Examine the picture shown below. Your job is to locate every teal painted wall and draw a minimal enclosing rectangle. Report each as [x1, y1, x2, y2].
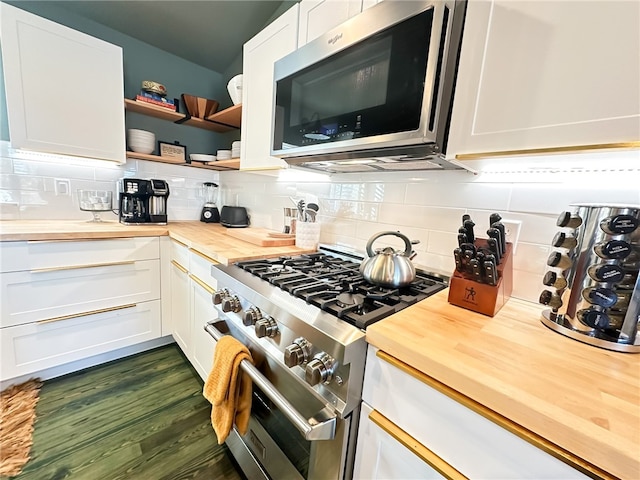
[0, 1, 240, 154]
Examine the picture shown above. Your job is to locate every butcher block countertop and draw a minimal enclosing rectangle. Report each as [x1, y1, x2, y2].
[367, 290, 640, 479]
[0, 220, 314, 263]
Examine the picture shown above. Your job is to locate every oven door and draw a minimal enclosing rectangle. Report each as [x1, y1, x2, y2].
[205, 320, 356, 480]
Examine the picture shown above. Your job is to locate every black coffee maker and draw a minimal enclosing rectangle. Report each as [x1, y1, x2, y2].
[119, 178, 170, 225]
[200, 182, 220, 223]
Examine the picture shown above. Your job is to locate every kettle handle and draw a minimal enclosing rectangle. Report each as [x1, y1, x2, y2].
[365, 231, 413, 258]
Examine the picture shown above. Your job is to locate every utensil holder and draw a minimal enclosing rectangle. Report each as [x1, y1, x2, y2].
[448, 240, 513, 317]
[295, 222, 320, 250]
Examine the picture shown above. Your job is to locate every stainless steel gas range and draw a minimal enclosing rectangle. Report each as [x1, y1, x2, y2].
[205, 245, 447, 480]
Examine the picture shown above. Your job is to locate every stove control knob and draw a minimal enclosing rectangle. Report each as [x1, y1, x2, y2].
[284, 337, 312, 367]
[221, 295, 242, 313]
[255, 316, 278, 338]
[212, 289, 229, 305]
[243, 307, 262, 326]
[305, 353, 336, 386]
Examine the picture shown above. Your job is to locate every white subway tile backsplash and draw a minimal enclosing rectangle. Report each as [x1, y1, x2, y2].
[2, 139, 637, 303]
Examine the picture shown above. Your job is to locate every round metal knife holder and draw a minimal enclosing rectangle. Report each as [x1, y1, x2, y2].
[540, 204, 640, 353]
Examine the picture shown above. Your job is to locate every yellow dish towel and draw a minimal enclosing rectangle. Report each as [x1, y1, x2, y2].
[203, 335, 254, 444]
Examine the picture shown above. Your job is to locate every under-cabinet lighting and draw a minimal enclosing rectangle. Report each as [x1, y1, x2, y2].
[7, 146, 120, 168]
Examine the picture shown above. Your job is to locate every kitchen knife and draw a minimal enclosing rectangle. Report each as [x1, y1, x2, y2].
[462, 248, 475, 274]
[489, 213, 502, 225]
[491, 221, 507, 254]
[470, 258, 483, 283]
[484, 259, 498, 286]
[487, 228, 503, 259]
[459, 242, 477, 256]
[458, 232, 468, 247]
[463, 219, 476, 244]
[453, 248, 464, 272]
[486, 237, 501, 263]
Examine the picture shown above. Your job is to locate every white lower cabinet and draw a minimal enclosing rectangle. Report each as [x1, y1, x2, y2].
[0, 301, 160, 380]
[170, 241, 191, 357]
[356, 346, 588, 479]
[190, 274, 217, 382]
[0, 237, 163, 382]
[354, 402, 446, 480]
[168, 240, 218, 380]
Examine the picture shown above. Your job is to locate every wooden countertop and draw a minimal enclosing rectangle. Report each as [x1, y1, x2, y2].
[367, 290, 640, 479]
[0, 220, 315, 264]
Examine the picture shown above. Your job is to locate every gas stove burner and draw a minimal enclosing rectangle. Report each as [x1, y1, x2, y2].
[233, 248, 447, 329]
[336, 292, 366, 309]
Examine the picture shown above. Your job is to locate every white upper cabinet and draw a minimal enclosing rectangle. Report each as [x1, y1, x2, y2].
[447, 0, 640, 159]
[1, 3, 125, 163]
[240, 4, 299, 171]
[297, 0, 364, 47]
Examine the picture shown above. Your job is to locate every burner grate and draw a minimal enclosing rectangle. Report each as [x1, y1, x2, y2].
[235, 252, 446, 328]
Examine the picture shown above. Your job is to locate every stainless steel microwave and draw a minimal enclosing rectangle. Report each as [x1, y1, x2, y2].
[271, 0, 470, 174]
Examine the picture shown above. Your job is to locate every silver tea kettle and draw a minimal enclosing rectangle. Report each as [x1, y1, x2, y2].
[360, 231, 417, 288]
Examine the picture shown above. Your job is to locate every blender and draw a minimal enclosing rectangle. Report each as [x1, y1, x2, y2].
[200, 182, 220, 223]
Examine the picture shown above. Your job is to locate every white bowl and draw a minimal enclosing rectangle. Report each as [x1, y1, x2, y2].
[227, 74, 243, 105]
[190, 154, 217, 162]
[127, 129, 155, 139]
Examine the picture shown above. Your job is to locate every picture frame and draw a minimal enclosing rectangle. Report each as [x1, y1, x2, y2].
[158, 141, 187, 161]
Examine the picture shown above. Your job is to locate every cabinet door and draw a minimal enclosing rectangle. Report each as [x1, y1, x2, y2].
[447, 0, 640, 159]
[170, 259, 191, 358]
[354, 402, 447, 480]
[0, 3, 125, 163]
[298, 0, 363, 47]
[190, 276, 218, 382]
[240, 3, 299, 171]
[1, 300, 161, 381]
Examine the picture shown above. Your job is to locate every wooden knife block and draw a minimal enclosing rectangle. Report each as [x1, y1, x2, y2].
[448, 240, 513, 317]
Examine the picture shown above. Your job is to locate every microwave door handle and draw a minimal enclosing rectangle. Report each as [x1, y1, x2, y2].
[204, 321, 337, 441]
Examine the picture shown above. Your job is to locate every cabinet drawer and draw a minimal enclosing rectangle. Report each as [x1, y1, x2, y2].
[0, 237, 159, 273]
[1, 259, 160, 328]
[1, 300, 161, 380]
[354, 402, 448, 480]
[189, 248, 219, 291]
[363, 347, 587, 479]
[170, 238, 189, 270]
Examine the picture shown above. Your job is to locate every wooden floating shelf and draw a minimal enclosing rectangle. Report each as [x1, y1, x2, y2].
[125, 151, 240, 171]
[124, 99, 241, 132]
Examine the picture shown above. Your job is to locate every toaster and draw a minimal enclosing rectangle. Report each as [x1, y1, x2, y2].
[220, 206, 250, 228]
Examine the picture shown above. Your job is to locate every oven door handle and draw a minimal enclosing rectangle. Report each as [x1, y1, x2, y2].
[204, 321, 337, 441]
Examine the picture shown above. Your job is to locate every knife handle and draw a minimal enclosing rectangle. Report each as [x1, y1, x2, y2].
[484, 260, 498, 286]
[463, 219, 476, 243]
[491, 221, 507, 253]
[453, 248, 464, 272]
[487, 228, 503, 259]
[486, 237, 501, 264]
[458, 233, 468, 247]
[470, 258, 483, 283]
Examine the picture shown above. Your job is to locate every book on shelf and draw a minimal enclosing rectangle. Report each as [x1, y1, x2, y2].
[134, 94, 177, 111]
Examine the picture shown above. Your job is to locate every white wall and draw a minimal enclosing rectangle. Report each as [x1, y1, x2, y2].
[219, 151, 640, 303]
[0, 141, 219, 222]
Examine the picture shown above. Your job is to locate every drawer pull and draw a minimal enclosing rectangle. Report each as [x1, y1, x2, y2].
[171, 260, 188, 273]
[189, 274, 215, 294]
[191, 248, 220, 264]
[368, 409, 467, 480]
[170, 237, 189, 248]
[37, 304, 137, 324]
[31, 260, 135, 273]
[375, 350, 611, 479]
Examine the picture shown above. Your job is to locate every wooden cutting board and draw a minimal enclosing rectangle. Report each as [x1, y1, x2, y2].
[225, 227, 295, 246]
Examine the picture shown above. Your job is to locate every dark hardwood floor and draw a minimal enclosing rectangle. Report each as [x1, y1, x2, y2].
[4, 344, 244, 480]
